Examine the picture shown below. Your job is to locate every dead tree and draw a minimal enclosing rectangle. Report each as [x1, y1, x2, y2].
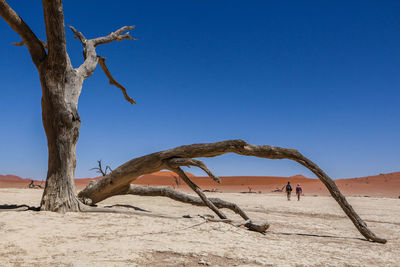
[272, 187, 284, 192]
[0, 0, 135, 212]
[0, 1, 386, 243]
[28, 180, 43, 189]
[91, 160, 112, 177]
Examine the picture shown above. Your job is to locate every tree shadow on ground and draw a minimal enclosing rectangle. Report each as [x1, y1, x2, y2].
[269, 230, 366, 242]
[0, 204, 40, 211]
[103, 204, 149, 212]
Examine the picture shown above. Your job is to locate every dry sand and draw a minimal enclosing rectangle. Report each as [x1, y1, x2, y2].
[0, 188, 399, 266]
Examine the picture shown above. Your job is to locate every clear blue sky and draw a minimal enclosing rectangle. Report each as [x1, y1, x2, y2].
[0, 0, 399, 180]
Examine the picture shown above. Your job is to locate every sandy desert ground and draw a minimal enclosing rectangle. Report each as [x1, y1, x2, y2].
[0, 188, 399, 266]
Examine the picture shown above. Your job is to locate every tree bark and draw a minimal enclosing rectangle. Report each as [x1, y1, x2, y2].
[1, 1, 135, 212]
[39, 66, 83, 212]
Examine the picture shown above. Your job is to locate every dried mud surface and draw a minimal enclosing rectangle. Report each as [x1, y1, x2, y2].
[0, 189, 399, 266]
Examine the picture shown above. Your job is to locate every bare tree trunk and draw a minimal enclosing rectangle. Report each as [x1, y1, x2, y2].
[39, 67, 83, 212]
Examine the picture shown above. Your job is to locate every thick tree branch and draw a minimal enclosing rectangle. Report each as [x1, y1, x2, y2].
[168, 165, 227, 220]
[78, 139, 387, 243]
[129, 185, 269, 232]
[165, 159, 268, 232]
[0, 0, 47, 67]
[42, 0, 67, 72]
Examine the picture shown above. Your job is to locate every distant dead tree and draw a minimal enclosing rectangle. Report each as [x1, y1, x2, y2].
[203, 188, 221, 193]
[272, 186, 285, 192]
[90, 160, 112, 177]
[0, 0, 386, 243]
[28, 180, 43, 189]
[240, 187, 256, 194]
[171, 174, 181, 189]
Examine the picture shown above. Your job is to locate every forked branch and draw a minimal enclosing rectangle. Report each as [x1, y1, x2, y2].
[143, 158, 267, 232]
[79, 139, 387, 243]
[90, 160, 112, 176]
[69, 25, 135, 104]
[168, 165, 227, 220]
[92, 26, 136, 46]
[167, 158, 220, 183]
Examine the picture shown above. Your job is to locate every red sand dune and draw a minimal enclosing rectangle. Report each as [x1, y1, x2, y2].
[0, 174, 43, 188]
[1, 171, 399, 198]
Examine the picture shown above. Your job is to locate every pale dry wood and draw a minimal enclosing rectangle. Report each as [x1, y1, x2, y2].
[69, 25, 135, 104]
[127, 185, 250, 220]
[166, 158, 257, 225]
[168, 166, 228, 220]
[127, 185, 269, 232]
[168, 158, 220, 183]
[79, 139, 387, 243]
[92, 26, 136, 46]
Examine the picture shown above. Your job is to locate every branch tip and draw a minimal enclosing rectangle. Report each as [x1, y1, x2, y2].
[98, 56, 136, 105]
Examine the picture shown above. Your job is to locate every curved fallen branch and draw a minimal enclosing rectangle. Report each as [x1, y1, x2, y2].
[78, 139, 387, 243]
[127, 185, 250, 220]
[127, 184, 268, 233]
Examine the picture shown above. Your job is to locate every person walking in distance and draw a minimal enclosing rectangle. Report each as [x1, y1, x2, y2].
[285, 181, 292, 201]
[296, 184, 303, 201]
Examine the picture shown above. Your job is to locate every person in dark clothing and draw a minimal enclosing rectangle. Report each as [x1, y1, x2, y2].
[296, 184, 303, 201]
[285, 181, 292, 201]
